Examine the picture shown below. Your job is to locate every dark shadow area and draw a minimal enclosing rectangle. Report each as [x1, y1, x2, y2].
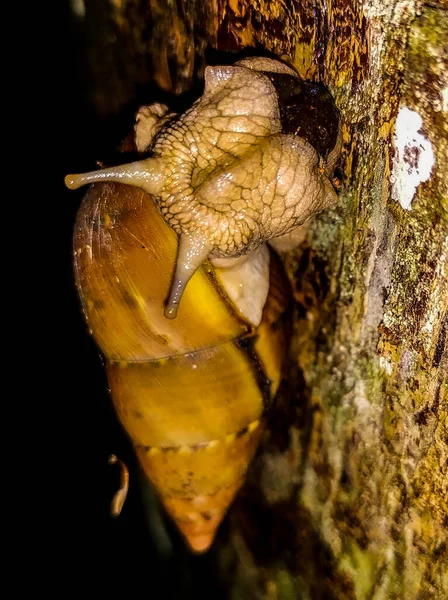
[35, 2, 233, 597]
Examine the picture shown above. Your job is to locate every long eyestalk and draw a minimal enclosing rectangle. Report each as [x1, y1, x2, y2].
[165, 235, 213, 319]
[64, 158, 165, 196]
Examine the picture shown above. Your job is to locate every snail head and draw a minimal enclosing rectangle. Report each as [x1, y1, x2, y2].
[66, 63, 339, 318]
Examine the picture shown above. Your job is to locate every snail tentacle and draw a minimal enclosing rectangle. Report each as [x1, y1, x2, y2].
[164, 234, 213, 319]
[135, 103, 177, 152]
[65, 157, 165, 196]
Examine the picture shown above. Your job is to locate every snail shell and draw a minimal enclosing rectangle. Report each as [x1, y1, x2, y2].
[68, 56, 341, 552]
[74, 180, 290, 553]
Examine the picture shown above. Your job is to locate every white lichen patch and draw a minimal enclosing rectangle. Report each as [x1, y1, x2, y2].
[398, 349, 417, 380]
[379, 356, 394, 376]
[391, 107, 435, 210]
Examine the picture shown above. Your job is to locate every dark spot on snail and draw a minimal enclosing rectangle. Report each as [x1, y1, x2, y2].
[261, 72, 340, 160]
[236, 425, 249, 439]
[93, 299, 106, 310]
[122, 291, 138, 307]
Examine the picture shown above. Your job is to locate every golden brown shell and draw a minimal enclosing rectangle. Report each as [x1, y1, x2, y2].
[73, 181, 290, 552]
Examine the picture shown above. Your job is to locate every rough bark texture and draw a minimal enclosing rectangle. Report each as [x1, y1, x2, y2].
[67, 1, 447, 598]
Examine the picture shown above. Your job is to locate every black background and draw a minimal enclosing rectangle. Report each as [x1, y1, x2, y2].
[26, 2, 232, 596]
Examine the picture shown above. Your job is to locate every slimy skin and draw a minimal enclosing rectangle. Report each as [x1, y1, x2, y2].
[66, 57, 341, 321]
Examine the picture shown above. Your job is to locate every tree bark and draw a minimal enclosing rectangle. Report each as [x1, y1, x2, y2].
[66, 1, 447, 598]
[219, 4, 447, 598]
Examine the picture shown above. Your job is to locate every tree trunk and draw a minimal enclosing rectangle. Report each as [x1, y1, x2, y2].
[63, 1, 447, 598]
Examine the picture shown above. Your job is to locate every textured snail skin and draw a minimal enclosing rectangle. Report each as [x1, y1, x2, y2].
[66, 56, 341, 319]
[68, 56, 341, 553]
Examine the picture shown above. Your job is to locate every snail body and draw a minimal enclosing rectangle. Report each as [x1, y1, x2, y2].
[68, 56, 341, 552]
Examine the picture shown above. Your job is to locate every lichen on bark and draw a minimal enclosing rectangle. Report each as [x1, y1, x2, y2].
[216, 2, 447, 598]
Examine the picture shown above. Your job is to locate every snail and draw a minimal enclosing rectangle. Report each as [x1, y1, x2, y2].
[66, 56, 341, 553]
